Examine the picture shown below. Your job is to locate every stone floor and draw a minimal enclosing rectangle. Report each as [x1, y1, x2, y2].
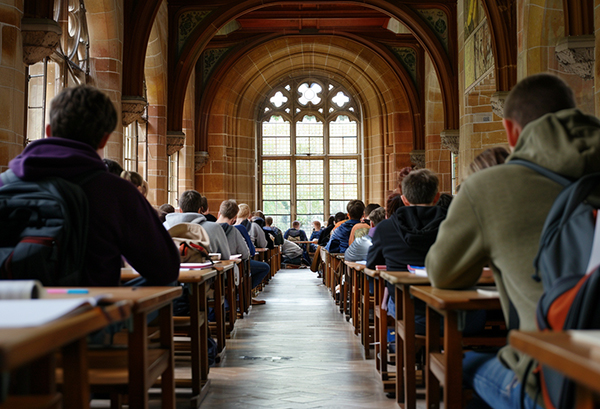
[92, 268, 428, 408]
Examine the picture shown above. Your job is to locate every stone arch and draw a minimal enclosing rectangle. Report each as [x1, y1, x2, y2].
[195, 36, 413, 207]
[169, 0, 457, 135]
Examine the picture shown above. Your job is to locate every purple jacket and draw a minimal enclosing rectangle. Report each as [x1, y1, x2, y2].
[3, 137, 180, 286]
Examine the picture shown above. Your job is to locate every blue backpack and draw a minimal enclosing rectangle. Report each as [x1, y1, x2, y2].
[512, 159, 600, 409]
[0, 170, 99, 286]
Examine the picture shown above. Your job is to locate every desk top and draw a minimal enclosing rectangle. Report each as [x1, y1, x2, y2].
[363, 268, 381, 278]
[177, 268, 217, 283]
[46, 287, 182, 314]
[255, 248, 268, 253]
[380, 270, 430, 285]
[510, 331, 600, 395]
[0, 302, 131, 371]
[344, 261, 366, 271]
[410, 286, 501, 311]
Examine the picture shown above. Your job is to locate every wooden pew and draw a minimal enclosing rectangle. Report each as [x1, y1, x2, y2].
[344, 261, 365, 335]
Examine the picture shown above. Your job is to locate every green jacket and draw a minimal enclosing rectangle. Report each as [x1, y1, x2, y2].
[425, 108, 600, 402]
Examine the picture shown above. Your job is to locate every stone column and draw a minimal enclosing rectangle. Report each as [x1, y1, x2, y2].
[0, 3, 25, 170]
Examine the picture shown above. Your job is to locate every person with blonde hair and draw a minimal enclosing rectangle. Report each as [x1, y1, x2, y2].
[236, 203, 268, 248]
[120, 170, 148, 198]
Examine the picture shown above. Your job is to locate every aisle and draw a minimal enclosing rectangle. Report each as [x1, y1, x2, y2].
[200, 268, 400, 409]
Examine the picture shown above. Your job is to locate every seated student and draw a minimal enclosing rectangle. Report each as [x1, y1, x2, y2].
[103, 158, 123, 176]
[309, 220, 323, 242]
[236, 203, 268, 249]
[121, 170, 148, 198]
[199, 195, 217, 222]
[349, 203, 381, 245]
[264, 216, 284, 245]
[385, 192, 403, 218]
[317, 215, 337, 246]
[284, 220, 308, 242]
[0, 85, 180, 286]
[164, 190, 231, 260]
[217, 200, 269, 305]
[281, 239, 304, 265]
[367, 169, 486, 334]
[345, 207, 386, 262]
[252, 216, 275, 249]
[325, 200, 365, 253]
[425, 74, 599, 409]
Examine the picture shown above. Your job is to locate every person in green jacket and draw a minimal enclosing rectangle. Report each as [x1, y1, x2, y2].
[425, 73, 600, 409]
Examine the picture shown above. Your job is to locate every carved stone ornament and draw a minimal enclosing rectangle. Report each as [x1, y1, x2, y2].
[440, 129, 460, 154]
[490, 91, 510, 118]
[195, 151, 210, 173]
[167, 131, 186, 156]
[121, 96, 147, 126]
[410, 150, 425, 168]
[555, 35, 595, 80]
[21, 18, 62, 65]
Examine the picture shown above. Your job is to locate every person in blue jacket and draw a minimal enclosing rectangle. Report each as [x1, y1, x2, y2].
[325, 200, 365, 253]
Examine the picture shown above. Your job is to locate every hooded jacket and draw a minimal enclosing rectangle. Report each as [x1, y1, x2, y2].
[366, 206, 447, 271]
[1, 137, 180, 286]
[325, 219, 361, 253]
[426, 108, 600, 402]
[163, 212, 231, 260]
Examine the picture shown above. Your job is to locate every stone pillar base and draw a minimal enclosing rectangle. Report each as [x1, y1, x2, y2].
[555, 35, 595, 80]
[195, 151, 210, 173]
[167, 131, 186, 156]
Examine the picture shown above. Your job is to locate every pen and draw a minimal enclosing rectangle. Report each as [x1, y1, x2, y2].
[46, 289, 90, 294]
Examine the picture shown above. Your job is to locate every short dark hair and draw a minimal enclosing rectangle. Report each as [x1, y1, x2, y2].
[159, 203, 175, 214]
[327, 215, 335, 226]
[179, 190, 202, 213]
[103, 159, 123, 175]
[255, 210, 265, 219]
[334, 212, 347, 223]
[386, 193, 403, 218]
[436, 193, 453, 210]
[265, 216, 273, 226]
[219, 199, 239, 219]
[292, 220, 300, 228]
[199, 195, 209, 213]
[347, 200, 365, 220]
[504, 73, 576, 128]
[364, 203, 381, 217]
[49, 85, 117, 149]
[402, 169, 439, 205]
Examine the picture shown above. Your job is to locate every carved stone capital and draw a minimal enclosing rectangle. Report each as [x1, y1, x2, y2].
[440, 129, 460, 154]
[195, 151, 210, 173]
[121, 96, 147, 126]
[167, 131, 186, 156]
[21, 18, 62, 65]
[490, 91, 510, 118]
[410, 149, 425, 168]
[555, 35, 595, 80]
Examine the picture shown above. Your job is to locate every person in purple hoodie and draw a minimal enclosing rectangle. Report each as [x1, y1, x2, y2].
[1, 85, 180, 286]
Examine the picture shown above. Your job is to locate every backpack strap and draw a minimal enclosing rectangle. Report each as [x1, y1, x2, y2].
[509, 159, 572, 187]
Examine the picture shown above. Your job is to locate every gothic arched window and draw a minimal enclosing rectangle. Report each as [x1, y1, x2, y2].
[259, 78, 361, 233]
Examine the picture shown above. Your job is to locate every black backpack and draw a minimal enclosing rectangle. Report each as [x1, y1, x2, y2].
[0, 169, 99, 286]
[512, 159, 600, 409]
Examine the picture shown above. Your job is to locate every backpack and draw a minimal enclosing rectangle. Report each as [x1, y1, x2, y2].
[0, 169, 99, 286]
[168, 223, 211, 263]
[512, 159, 600, 409]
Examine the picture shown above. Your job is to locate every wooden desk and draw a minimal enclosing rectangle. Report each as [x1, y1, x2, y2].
[379, 271, 430, 407]
[510, 330, 600, 406]
[49, 286, 182, 409]
[211, 261, 234, 352]
[410, 286, 503, 409]
[176, 268, 217, 407]
[362, 268, 380, 361]
[0, 301, 130, 408]
[344, 261, 365, 336]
